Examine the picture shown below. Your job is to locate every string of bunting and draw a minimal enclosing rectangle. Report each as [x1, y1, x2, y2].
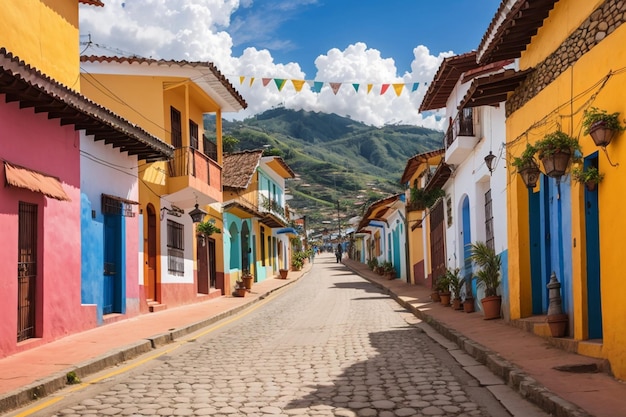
[233, 76, 429, 96]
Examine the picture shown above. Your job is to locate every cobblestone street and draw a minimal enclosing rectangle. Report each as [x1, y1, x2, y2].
[16, 254, 548, 417]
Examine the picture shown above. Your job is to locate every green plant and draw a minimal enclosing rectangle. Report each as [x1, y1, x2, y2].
[381, 261, 394, 273]
[66, 371, 80, 385]
[571, 166, 604, 185]
[469, 242, 501, 297]
[196, 220, 221, 236]
[511, 143, 537, 170]
[446, 267, 464, 300]
[535, 131, 581, 159]
[291, 250, 307, 270]
[582, 107, 626, 135]
[436, 273, 451, 293]
[367, 258, 379, 270]
[409, 187, 445, 210]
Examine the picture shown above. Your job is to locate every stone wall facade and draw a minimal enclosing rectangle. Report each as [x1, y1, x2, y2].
[506, 0, 626, 116]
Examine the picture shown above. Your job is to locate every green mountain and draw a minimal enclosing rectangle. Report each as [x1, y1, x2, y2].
[209, 108, 442, 234]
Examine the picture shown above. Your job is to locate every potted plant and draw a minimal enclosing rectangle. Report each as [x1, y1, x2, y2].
[196, 220, 221, 237]
[233, 280, 247, 297]
[534, 131, 581, 178]
[470, 241, 502, 320]
[241, 270, 253, 289]
[446, 268, 464, 310]
[436, 273, 451, 306]
[582, 106, 625, 147]
[571, 166, 604, 191]
[291, 251, 305, 271]
[511, 144, 541, 188]
[381, 261, 395, 280]
[278, 268, 289, 279]
[430, 276, 441, 302]
[367, 258, 379, 271]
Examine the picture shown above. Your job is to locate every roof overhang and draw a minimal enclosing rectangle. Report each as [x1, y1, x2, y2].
[400, 148, 445, 184]
[262, 156, 296, 179]
[81, 56, 247, 112]
[276, 227, 298, 236]
[357, 194, 403, 230]
[477, 0, 558, 65]
[0, 49, 173, 162]
[459, 68, 533, 109]
[260, 212, 287, 228]
[424, 162, 452, 192]
[223, 198, 260, 219]
[419, 52, 479, 112]
[79, 0, 104, 5]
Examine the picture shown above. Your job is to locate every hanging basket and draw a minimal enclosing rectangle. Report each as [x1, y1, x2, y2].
[518, 161, 541, 188]
[588, 121, 616, 147]
[540, 150, 572, 178]
[585, 181, 598, 192]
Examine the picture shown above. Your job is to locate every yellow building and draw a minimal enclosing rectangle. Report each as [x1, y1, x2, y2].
[400, 149, 444, 286]
[80, 56, 247, 309]
[479, 0, 626, 377]
[2, 0, 103, 88]
[222, 150, 296, 292]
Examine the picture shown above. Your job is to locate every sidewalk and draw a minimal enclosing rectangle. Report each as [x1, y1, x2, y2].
[1, 256, 624, 417]
[342, 257, 626, 417]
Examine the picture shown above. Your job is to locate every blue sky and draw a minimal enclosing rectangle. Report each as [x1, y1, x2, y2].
[229, 0, 501, 77]
[80, 0, 503, 128]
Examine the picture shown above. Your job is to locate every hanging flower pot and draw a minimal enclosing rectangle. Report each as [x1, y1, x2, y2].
[571, 166, 603, 192]
[535, 131, 580, 179]
[512, 144, 540, 188]
[540, 150, 572, 178]
[582, 107, 625, 147]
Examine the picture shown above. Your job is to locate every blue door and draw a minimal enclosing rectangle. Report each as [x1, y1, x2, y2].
[584, 154, 602, 339]
[103, 214, 122, 315]
[392, 225, 401, 278]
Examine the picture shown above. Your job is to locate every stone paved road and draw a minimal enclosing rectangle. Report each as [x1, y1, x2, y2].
[12, 254, 549, 417]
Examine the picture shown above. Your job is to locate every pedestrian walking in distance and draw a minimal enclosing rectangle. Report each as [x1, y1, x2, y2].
[336, 243, 343, 263]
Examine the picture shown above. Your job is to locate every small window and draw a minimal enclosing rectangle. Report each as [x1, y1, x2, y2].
[170, 107, 182, 148]
[189, 120, 199, 149]
[167, 220, 184, 275]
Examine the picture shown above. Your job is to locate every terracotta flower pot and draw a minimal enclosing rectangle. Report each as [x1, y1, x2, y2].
[452, 298, 463, 310]
[234, 287, 247, 297]
[589, 121, 616, 147]
[431, 291, 441, 302]
[481, 295, 502, 320]
[279, 269, 289, 279]
[440, 292, 451, 306]
[242, 275, 253, 289]
[464, 298, 475, 313]
[540, 151, 572, 178]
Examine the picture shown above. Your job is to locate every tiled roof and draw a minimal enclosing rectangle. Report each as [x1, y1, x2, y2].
[419, 52, 479, 112]
[223, 150, 264, 190]
[81, 55, 247, 112]
[477, 0, 558, 65]
[79, 0, 104, 5]
[357, 193, 403, 231]
[459, 68, 533, 109]
[400, 149, 445, 184]
[0, 48, 172, 162]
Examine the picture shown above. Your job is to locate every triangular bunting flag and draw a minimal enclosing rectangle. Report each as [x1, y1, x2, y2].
[249, 77, 255, 87]
[393, 83, 404, 97]
[291, 79, 306, 92]
[262, 78, 272, 87]
[367, 84, 373, 94]
[352, 84, 360, 93]
[412, 82, 419, 92]
[274, 78, 286, 91]
[239, 76, 245, 85]
[311, 81, 324, 93]
[380, 84, 390, 95]
[330, 82, 342, 95]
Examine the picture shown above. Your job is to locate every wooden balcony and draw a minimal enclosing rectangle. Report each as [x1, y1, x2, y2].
[444, 108, 478, 165]
[167, 147, 222, 206]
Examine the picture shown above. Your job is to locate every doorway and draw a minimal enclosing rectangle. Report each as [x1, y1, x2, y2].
[146, 204, 157, 302]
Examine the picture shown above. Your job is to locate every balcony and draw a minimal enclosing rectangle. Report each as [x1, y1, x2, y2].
[444, 108, 478, 165]
[166, 146, 222, 207]
[259, 195, 288, 228]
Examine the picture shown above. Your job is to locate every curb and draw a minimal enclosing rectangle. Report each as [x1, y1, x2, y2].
[347, 264, 594, 417]
[0, 272, 304, 413]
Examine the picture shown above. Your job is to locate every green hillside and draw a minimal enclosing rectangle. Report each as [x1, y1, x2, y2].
[207, 108, 442, 234]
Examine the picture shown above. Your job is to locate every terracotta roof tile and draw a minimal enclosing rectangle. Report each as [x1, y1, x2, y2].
[419, 52, 479, 112]
[223, 150, 264, 190]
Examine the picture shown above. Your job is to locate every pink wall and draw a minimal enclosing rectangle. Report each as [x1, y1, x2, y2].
[0, 101, 95, 357]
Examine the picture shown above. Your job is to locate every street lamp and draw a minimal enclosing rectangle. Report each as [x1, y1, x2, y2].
[189, 203, 207, 223]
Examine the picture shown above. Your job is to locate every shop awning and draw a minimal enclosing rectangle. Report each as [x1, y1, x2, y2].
[276, 227, 298, 235]
[4, 161, 71, 201]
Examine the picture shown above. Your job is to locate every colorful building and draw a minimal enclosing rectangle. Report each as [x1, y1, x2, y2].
[0, 0, 172, 357]
[480, 0, 626, 376]
[80, 56, 247, 309]
[222, 150, 297, 292]
[400, 149, 444, 286]
[418, 51, 525, 317]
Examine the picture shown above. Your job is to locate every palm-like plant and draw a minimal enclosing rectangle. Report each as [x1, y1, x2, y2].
[446, 267, 464, 300]
[469, 242, 501, 297]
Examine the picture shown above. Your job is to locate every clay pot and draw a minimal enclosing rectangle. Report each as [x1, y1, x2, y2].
[481, 295, 502, 320]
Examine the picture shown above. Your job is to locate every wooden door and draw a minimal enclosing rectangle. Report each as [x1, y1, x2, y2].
[429, 199, 446, 288]
[146, 204, 157, 301]
[17, 202, 37, 342]
[197, 235, 209, 294]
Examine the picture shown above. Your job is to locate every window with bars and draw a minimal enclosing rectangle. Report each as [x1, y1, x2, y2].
[189, 120, 199, 149]
[170, 107, 182, 148]
[167, 220, 184, 275]
[485, 189, 494, 251]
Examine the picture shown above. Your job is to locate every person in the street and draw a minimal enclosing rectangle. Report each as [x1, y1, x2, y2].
[335, 243, 343, 263]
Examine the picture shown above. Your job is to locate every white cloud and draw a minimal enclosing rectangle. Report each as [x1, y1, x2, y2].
[79, 0, 447, 130]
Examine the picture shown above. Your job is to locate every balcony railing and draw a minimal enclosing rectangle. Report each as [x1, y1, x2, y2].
[259, 195, 287, 222]
[445, 108, 474, 149]
[168, 146, 220, 188]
